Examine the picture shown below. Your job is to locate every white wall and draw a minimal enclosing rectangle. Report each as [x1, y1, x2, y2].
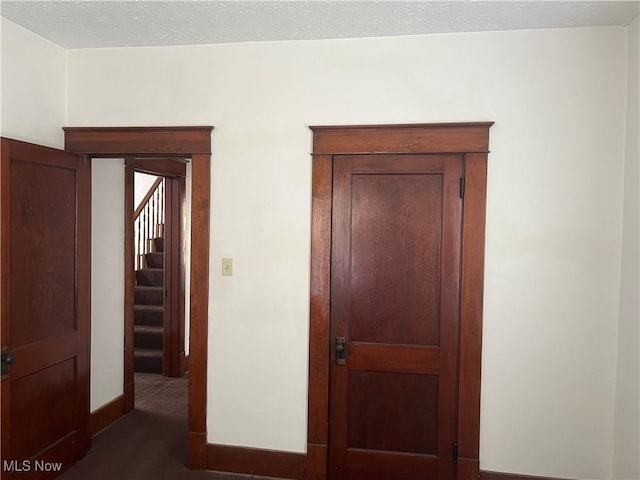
[66, 27, 628, 479]
[0, 21, 629, 478]
[0, 18, 66, 148]
[90, 159, 125, 412]
[134, 171, 159, 208]
[613, 15, 640, 479]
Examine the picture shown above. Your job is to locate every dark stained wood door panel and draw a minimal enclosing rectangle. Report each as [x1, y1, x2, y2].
[1, 138, 91, 478]
[328, 154, 463, 480]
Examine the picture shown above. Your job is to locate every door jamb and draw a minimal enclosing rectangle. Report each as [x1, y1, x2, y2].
[305, 123, 493, 479]
[63, 126, 212, 470]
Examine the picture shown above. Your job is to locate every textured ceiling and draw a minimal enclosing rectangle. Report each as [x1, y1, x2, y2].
[1, 1, 639, 49]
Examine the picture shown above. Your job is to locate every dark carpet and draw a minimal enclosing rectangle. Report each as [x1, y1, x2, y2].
[59, 373, 278, 480]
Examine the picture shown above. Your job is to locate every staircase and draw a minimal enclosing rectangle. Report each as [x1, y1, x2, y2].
[134, 235, 164, 373]
[133, 175, 166, 374]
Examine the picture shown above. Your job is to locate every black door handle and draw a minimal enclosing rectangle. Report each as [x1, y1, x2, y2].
[335, 337, 346, 366]
[1, 348, 16, 376]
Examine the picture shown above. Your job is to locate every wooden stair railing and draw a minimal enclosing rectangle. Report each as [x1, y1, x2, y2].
[134, 177, 165, 270]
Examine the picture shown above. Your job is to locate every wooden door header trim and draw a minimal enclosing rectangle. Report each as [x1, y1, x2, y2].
[309, 122, 493, 155]
[64, 126, 214, 132]
[63, 126, 214, 156]
[126, 158, 188, 178]
[309, 122, 494, 130]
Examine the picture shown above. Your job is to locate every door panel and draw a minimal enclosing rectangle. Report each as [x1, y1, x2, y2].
[9, 159, 77, 346]
[1, 138, 90, 478]
[347, 371, 439, 454]
[349, 174, 442, 345]
[346, 449, 437, 480]
[13, 359, 76, 459]
[328, 154, 463, 480]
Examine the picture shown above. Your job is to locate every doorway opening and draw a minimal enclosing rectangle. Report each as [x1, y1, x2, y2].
[132, 171, 167, 374]
[126, 158, 189, 394]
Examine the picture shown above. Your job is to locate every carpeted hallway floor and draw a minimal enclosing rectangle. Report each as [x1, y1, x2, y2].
[59, 373, 277, 480]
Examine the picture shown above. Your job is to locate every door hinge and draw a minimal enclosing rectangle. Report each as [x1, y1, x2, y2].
[453, 441, 458, 464]
[459, 178, 465, 198]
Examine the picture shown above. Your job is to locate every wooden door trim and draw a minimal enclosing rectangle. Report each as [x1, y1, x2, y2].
[306, 123, 492, 480]
[127, 157, 188, 177]
[0, 140, 8, 459]
[64, 126, 213, 470]
[164, 174, 187, 378]
[311, 122, 492, 154]
[64, 126, 213, 156]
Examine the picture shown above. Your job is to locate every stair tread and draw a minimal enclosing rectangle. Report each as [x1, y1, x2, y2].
[135, 267, 163, 287]
[134, 325, 163, 333]
[134, 348, 163, 358]
[134, 304, 163, 311]
[134, 284, 164, 306]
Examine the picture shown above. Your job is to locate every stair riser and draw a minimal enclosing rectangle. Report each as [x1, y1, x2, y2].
[134, 331, 163, 350]
[136, 269, 163, 287]
[134, 287, 164, 305]
[154, 237, 164, 253]
[145, 252, 164, 269]
[135, 309, 163, 327]
[134, 355, 162, 374]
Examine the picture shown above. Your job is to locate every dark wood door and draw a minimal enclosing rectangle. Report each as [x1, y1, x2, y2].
[1, 138, 91, 478]
[328, 154, 463, 480]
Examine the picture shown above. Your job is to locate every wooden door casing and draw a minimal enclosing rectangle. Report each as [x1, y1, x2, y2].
[306, 123, 493, 480]
[328, 154, 462, 479]
[63, 126, 213, 470]
[1, 138, 91, 478]
[163, 172, 187, 378]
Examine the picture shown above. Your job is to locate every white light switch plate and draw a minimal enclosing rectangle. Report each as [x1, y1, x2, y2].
[222, 257, 233, 276]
